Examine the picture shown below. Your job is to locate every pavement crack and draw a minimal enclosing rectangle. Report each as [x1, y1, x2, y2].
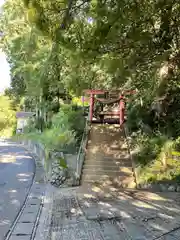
[152, 225, 180, 240]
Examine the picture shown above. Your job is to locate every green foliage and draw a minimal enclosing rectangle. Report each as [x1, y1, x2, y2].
[2, 0, 180, 97]
[132, 133, 167, 166]
[138, 157, 180, 184]
[23, 118, 37, 133]
[58, 156, 68, 169]
[21, 103, 85, 153]
[51, 104, 85, 144]
[1, 0, 180, 183]
[131, 131, 180, 184]
[0, 95, 17, 137]
[41, 127, 75, 151]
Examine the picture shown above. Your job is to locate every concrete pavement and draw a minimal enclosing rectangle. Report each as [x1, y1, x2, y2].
[0, 140, 35, 240]
[2, 139, 180, 240]
[35, 183, 180, 240]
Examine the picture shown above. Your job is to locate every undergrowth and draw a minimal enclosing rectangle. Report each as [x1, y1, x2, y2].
[132, 131, 180, 184]
[127, 89, 180, 185]
[18, 104, 85, 154]
[0, 95, 17, 138]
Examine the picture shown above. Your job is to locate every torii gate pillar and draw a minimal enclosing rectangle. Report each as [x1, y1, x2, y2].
[83, 90, 106, 122]
[89, 93, 94, 122]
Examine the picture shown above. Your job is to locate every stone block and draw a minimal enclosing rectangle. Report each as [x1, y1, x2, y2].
[23, 205, 39, 213]
[13, 222, 34, 235]
[168, 185, 176, 192]
[18, 212, 38, 223]
[28, 192, 42, 199]
[160, 184, 168, 192]
[9, 235, 31, 240]
[27, 197, 41, 206]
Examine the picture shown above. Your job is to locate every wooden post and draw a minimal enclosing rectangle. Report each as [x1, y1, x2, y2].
[119, 99, 122, 125]
[119, 98, 125, 125]
[82, 95, 85, 115]
[89, 93, 94, 122]
[82, 95, 84, 107]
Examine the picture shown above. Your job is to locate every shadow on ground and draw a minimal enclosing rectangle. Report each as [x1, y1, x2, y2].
[43, 182, 180, 240]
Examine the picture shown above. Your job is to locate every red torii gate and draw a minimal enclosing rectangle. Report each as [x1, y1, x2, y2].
[82, 89, 136, 125]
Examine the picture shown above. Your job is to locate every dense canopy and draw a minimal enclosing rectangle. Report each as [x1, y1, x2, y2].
[1, 0, 180, 184]
[0, 0, 180, 135]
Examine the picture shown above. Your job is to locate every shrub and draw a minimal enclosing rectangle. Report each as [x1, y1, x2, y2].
[20, 103, 85, 153]
[133, 133, 166, 165]
[52, 104, 85, 144]
[0, 95, 17, 137]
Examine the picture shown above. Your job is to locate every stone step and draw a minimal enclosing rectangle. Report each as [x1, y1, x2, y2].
[87, 144, 128, 152]
[87, 141, 128, 147]
[81, 174, 135, 188]
[84, 159, 132, 167]
[82, 169, 133, 178]
[85, 152, 130, 159]
[80, 124, 135, 188]
[85, 155, 130, 161]
[83, 165, 133, 173]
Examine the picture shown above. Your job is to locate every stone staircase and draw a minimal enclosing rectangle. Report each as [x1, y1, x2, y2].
[81, 124, 136, 188]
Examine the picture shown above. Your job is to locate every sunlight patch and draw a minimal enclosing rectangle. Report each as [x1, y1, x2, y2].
[132, 200, 157, 210]
[8, 189, 17, 194]
[0, 155, 16, 163]
[18, 178, 29, 182]
[17, 173, 32, 177]
[83, 194, 96, 199]
[0, 219, 10, 226]
[16, 155, 32, 159]
[91, 145, 99, 154]
[142, 192, 167, 201]
[92, 186, 102, 193]
[11, 199, 20, 206]
[119, 210, 131, 218]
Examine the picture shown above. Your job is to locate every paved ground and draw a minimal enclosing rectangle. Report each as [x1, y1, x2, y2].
[3, 139, 180, 240]
[0, 139, 35, 240]
[35, 183, 180, 240]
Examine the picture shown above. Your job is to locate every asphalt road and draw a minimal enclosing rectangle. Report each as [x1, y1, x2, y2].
[0, 140, 35, 240]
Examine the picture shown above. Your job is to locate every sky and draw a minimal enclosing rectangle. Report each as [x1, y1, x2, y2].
[0, 0, 10, 93]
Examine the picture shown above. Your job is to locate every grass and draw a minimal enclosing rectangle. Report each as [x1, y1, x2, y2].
[137, 156, 180, 184]
[0, 125, 17, 138]
[132, 132, 180, 185]
[0, 128, 14, 138]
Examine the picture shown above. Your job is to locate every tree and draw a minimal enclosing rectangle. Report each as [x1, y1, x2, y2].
[1, 0, 180, 136]
[0, 0, 72, 130]
[0, 95, 16, 137]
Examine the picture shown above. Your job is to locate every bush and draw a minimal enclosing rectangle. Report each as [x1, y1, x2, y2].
[23, 118, 37, 133]
[0, 95, 17, 137]
[133, 132, 167, 166]
[132, 131, 180, 184]
[20, 103, 85, 153]
[52, 104, 85, 144]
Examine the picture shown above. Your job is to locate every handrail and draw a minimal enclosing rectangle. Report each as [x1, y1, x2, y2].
[75, 112, 90, 182]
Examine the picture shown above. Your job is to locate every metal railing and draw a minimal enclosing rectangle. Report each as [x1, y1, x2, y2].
[75, 114, 90, 184]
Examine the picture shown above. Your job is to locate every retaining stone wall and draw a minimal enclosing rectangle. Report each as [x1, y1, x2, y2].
[20, 139, 78, 187]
